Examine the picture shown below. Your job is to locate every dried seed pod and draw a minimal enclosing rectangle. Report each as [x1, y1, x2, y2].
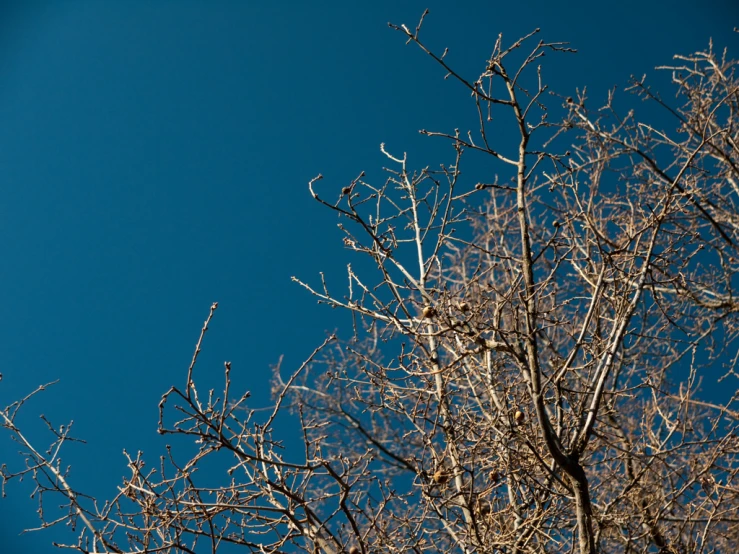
[433, 469, 450, 485]
[342, 186, 352, 195]
[422, 305, 436, 319]
[458, 301, 470, 312]
[348, 547, 360, 554]
[514, 410, 525, 424]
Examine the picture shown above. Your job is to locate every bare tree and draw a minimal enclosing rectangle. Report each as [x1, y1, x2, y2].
[3, 13, 739, 554]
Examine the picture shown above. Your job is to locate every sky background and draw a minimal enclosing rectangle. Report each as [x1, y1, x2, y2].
[0, 1, 736, 552]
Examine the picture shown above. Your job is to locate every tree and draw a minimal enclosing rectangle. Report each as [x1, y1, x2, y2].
[3, 12, 738, 554]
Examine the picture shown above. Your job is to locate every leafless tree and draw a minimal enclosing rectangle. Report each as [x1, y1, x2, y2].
[3, 12, 738, 554]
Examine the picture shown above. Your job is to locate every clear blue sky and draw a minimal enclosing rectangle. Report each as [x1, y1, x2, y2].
[0, 1, 736, 551]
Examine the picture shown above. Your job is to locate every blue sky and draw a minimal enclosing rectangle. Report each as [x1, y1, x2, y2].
[0, 1, 736, 551]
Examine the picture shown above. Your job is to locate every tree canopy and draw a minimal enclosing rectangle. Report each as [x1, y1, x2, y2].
[3, 13, 739, 554]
